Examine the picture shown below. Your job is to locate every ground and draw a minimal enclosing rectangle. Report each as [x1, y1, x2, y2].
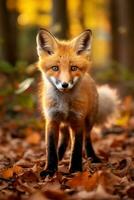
[0, 71, 134, 200]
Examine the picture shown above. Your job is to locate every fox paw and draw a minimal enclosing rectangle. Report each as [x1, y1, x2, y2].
[40, 169, 56, 178]
[91, 156, 101, 163]
[69, 165, 82, 173]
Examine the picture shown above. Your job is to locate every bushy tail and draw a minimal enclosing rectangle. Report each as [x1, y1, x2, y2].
[96, 85, 120, 124]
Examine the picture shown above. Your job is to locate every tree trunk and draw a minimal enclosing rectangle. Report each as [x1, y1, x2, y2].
[51, 0, 69, 39]
[0, 0, 18, 65]
[110, 0, 134, 71]
[127, 0, 134, 71]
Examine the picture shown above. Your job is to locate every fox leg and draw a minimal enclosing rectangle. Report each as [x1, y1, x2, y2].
[58, 125, 70, 161]
[69, 125, 83, 173]
[85, 119, 101, 163]
[40, 120, 59, 177]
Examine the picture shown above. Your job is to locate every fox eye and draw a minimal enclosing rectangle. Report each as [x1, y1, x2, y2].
[71, 66, 78, 71]
[51, 66, 59, 71]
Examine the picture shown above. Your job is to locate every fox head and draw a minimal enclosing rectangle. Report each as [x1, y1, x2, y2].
[36, 29, 92, 92]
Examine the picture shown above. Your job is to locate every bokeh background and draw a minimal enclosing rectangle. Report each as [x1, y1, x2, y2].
[0, 0, 134, 121]
[0, 2, 134, 198]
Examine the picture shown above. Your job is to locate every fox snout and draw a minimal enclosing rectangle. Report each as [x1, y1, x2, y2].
[50, 76, 79, 91]
[61, 82, 69, 89]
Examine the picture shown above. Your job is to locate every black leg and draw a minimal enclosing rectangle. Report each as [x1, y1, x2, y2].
[85, 135, 101, 163]
[69, 128, 83, 173]
[58, 126, 69, 161]
[85, 119, 101, 163]
[40, 121, 59, 177]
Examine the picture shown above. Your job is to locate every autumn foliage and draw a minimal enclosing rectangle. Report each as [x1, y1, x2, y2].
[0, 1, 134, 199]
[0, 94, 134, 200]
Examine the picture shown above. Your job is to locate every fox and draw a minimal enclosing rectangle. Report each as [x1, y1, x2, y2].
[36, 29, 118, 177]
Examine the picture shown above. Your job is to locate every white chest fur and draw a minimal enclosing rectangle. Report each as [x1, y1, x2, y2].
[44, 87, 84, 122]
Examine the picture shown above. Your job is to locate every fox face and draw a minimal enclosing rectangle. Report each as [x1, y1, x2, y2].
[36, 29, 92, 92]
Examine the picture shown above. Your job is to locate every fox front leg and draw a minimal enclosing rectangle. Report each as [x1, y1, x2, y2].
[40, 120, 59, 177]
[58, 125, 70, 161]
[69, 125, 83, 173]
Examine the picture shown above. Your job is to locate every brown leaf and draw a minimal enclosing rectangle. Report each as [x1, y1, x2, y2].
[13, 165, 23, 175]
[98, 170, 121, 193]
[110, 134, 127, 148]
[73, 184, 119, 200]
[2, 168, 13, 179]
[0, 181, 8, 190]
[19, 170, 38, 183]
[123, 96, 133, 113]
[15, 179, 35, 194]
[97, 149, 110, 161]
[68, 171, 98, 191]
[15, 159, 34, 168]
[44, 189, 69, 200]
[129, 168, 134, 181]
[126, 184, 134, 199]
[112, 158, 132, 177]
[26, 131, 41, 145]
[29, 192, 48, 200]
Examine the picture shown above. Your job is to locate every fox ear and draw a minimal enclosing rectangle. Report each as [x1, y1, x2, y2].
[72, 29, 92, 54]
[36, 28, 58, 56]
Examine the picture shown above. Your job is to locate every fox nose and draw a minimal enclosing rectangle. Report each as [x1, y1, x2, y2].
[62, 82, 68, 89]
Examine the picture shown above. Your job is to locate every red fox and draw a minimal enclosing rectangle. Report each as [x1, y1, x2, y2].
[36, 29, 118, 177]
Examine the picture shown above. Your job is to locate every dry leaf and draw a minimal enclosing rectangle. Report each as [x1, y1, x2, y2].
[2, 168, 13, 179]
[98, 170, 121, 193]
[74, 184, 119, 200]
[19, 170, 38, 183]
[13, 165, 23, 174]
[126, 184, 134, 199]
[29, 192, 48, 200]
[26, 131, 41, 145]
[68, 171, 99, 191]
[44, 189, 69, 200]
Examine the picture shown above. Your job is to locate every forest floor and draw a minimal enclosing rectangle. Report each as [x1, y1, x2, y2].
[0, 71, 134, 200]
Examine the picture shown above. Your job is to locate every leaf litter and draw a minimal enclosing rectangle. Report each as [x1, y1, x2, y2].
[0, 77, 134, 200]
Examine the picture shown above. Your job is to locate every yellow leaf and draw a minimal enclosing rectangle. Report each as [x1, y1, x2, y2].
[116, 114, 130, 126]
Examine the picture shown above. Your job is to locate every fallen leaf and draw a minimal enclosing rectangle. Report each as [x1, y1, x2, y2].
[13, 165, 23, 174]
[19, 170, 38, 183]
[74, 184, 119, 200]
[26, 131, 41, 145]
[1, 168, 13, 179]
[112, 158, 132, 177]
[126, 184, 134, 199]
[68, 171, 98, 191]
[98, 170, 121, 193]
[29, 191, 48, 200]
[44, 189, 69, 200]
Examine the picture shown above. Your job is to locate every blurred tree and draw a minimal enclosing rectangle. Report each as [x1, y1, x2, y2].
[51, 0, 69, 39]
[78, 0, 85, 30]
[0, 0, 18, 65]
[110, 0, 134, 71]
[127, 1, 134, 71]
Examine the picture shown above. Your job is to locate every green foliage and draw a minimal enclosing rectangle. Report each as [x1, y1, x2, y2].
[14, 94, 35, 109]
[0, 60, 29, 75]
[0, 86, 13, 96]
[0, 60, 36, 113]
[94, 61, 134, 84]
[0, 60, 14, 74]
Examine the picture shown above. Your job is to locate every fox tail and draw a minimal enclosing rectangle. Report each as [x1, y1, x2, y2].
[96, 85, 120, 124]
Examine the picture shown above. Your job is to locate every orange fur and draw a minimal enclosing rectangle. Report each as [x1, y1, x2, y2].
[36, 29, 116, 175]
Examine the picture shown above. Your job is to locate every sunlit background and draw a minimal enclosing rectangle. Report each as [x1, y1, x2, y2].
[0, 2, 134, 198]
[0, 0, 112, 66]
[0, 0, 134, 116]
